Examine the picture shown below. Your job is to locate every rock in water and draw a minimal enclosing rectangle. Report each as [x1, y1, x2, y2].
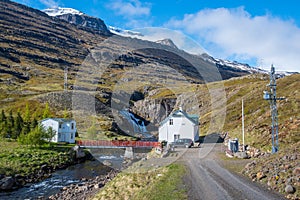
[72, 145, 86, 159]
[0, 176, 15, 190]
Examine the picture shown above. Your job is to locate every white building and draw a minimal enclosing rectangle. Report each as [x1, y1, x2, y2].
[40, 118, 76, 143]
[158, 108, 199, 143]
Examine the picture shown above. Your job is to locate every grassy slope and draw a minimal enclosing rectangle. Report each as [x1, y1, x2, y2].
[0, 141, 75, 177]
[92, 163, 187, 200]
[200, 73, 300, 151]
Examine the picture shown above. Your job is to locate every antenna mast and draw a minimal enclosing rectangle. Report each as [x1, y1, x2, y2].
[263, 65, 284, 153]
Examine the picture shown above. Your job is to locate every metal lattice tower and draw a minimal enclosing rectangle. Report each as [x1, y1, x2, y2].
[64, 67, 68, 91]
[263, 65, 284, 153]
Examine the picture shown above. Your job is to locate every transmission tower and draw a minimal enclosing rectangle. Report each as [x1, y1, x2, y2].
[263, 65, 284, 153]
[64, 67, 68, 91]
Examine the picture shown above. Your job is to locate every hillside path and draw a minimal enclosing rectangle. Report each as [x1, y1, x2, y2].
[180, 143, 286, 200]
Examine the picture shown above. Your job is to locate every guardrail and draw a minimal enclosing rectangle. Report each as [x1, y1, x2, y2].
[77, 140, 160, 148]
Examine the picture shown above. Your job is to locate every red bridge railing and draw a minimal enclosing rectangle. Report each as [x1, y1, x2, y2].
[77, 140, 160, 148]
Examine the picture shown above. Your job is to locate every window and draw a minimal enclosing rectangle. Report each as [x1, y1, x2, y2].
[174, 134, 180, 141]
[71, 133, 73, 139]
[169, 119, 173, 125]
[59, 124, 62, 129]
[58, 133, 61, 139]
[71, 123, 74, 130]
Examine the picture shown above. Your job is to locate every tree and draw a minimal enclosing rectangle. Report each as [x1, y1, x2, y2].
[27, 126, 45, 146]
[0, 110, 7, 138]
[63, 107, 69, 119]
[44, 126, 56, 143]
[22, 103, 31, 135]
[24, 103, 31, 123]
[6, 110, 14, 138]
[18, 126, 45, 147]
[0, 110, 6, 122]
[42, 102, 51, 119]
[13, 112, 23, 139]
[31, 118, 38, 129]
[87, 124, 97, 139]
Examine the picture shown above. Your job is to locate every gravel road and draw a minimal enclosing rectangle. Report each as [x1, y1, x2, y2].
[180, 143, 287, 200]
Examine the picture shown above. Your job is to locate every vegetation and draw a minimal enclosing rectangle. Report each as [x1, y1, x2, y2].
[0, 140, 75, 177]
[0, 103, 57, 146]
[93, 163, 187, 200]
[196, 74, 300, 151]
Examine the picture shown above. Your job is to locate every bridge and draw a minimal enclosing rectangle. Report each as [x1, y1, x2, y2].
[76, 140, 160, 149]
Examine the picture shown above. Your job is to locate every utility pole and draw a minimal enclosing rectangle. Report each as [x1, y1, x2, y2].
[64, 67, 68, 91]
[242, 98, 245, 152]
[263, 65, 284, 153]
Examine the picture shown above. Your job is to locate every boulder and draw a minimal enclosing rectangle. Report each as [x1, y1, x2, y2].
[72, 145, 86, 159]
[285, 185, 295, 194]
[256, 172, 266, 180]
[102, 160, 112, 166]
[0, 176, 15, 190]
[293, 167, 300, 175]
[234, 151, 248, 159]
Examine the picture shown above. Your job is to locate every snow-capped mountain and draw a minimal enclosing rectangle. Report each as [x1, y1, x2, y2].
[43, 7, 110, 35]
[155, 38, 178, 49]
[201, 53, 267, 74]
[42, 7, 296, 77]
[108, 26, 143, 37]
[43, 7, 84, 17]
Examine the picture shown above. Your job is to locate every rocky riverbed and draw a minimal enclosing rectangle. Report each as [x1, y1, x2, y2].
[0, 145, 93, 193]
[47, 148, 150, 200]
[48, 170, 118, 200]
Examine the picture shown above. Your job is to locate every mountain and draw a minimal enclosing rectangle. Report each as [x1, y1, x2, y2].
[41, 6, 285, 77]
[0, 0, 267, 137]
[155, 38, 178, 49]
[108, 26, 144, 37]
[43, 7, 111, 35]
[43, 7, 84, 16]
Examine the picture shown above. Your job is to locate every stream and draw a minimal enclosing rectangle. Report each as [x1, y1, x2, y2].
[0, 148, 127, 200]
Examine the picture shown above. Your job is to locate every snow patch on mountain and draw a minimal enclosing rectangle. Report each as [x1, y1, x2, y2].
[202, 54, 267, 74]
[109, 26, 143, 37]
[43, 7, 84, 17]
[155, 38, 178, 49]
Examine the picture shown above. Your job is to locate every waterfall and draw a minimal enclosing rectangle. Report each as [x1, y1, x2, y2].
[119, 110, 151, 138]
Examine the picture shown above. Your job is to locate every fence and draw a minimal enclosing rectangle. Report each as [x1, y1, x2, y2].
[77, 140, 160, 148]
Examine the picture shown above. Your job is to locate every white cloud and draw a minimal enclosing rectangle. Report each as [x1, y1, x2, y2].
[167, 7, 300, 72]
[107, 0, 151, 17]
[39, 0, 59, 8]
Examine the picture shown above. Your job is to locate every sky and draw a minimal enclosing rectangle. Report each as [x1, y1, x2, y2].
[12, 0, 300, 72]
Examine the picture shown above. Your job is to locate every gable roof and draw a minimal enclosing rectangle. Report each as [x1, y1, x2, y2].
[40, 118, 75, 123]
[159, 110, 199, 126]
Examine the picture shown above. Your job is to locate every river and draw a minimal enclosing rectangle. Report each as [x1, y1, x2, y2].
[0, 148, 127, 200]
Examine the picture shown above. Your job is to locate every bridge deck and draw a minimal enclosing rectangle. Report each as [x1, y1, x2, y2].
[77, 140, 160, 148]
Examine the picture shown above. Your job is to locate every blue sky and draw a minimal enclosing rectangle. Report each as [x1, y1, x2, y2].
[12, 0, 300, 72]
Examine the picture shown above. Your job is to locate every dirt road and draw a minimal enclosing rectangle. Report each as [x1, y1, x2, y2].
[180, 143, 286, 200]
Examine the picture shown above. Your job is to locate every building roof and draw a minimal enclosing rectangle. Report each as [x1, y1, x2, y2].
[159, 109, 199, 126]
[40, 118, 75, 123]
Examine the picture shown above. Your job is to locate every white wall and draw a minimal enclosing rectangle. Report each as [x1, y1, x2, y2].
[41, 119, 59, 142]
[159, 115, 198, 143]
[41, 119, 76, 143]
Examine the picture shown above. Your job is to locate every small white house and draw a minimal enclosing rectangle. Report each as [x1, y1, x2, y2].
[40, 118, 76, 143]
[158, 108, 199, 143]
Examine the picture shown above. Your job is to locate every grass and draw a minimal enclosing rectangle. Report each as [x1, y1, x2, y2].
[199, 74, 300, 151]
[92, 163, 187, 200]
[0, 140, 75, 177]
